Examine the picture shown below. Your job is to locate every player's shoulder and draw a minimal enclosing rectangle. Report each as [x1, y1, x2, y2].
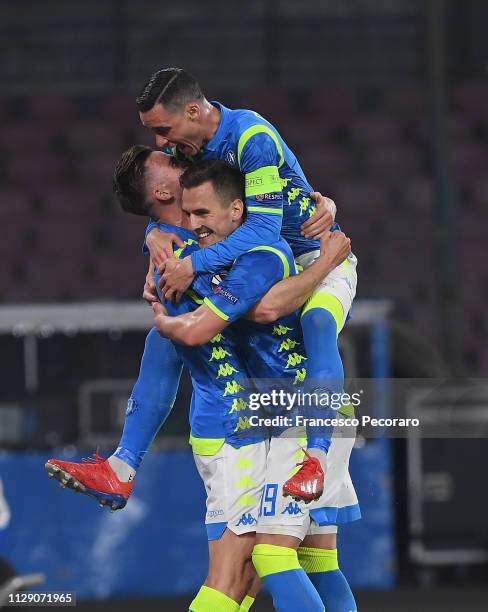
[236, 238, 295, 277]
[229, 107, 279, 138]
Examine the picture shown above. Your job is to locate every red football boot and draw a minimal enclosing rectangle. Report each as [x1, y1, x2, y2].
[45, 453, 134, 511]
[283, 449, 324, 504]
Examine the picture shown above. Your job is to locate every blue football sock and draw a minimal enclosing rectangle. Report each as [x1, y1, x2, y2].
[300, 303, 344, 453]
[252, 544, 324, 612]
[114, 327, 183, 470]
[298, 547, 357, 612]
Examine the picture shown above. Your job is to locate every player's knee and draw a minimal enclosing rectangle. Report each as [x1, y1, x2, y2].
[301, 306, 338, 337]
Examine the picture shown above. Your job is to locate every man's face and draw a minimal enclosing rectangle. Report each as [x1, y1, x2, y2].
[140, 103, 203, 158]
[144, 151, 186, 201]
[182, 182, 241, 247]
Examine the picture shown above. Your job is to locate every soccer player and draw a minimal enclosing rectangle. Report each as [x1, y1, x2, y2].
[138, 68, 358, 500]
[148, 159, 358, 612]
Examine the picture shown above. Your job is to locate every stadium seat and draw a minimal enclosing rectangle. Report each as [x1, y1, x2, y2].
[76, 154, 119, 187]
[98, 94, 138, 122]
[384, 85, 427, 118]
[401, 176, 435, 212]
[454, 80, 488, 120]
[413, 113, 474, 144]
[364, 144, 422, 181]
[450, 143, 488, 184]
[68, 123, 126, 154]
[0, 191, 34, 219]
[0, 123, 57, 154]
[25, 94, 80, 126]
[306, 86, 356, 119]
[350, 115, 404, 146]
[41, 188, 110, 218]
[6, 155, 68, 187]
[298, 145, 354, 187]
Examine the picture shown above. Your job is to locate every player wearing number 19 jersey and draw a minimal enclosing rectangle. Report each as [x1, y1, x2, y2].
[151, 160, 359, 612]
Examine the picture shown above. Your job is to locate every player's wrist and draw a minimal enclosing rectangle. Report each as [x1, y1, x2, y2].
[182, 255, 194, 274]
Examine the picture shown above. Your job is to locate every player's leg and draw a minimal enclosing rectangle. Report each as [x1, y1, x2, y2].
[110, 328, 182, 473]
[297, 423, 360, 610]
[191, 442, 266, 611]
[298, 532, 357, 612]
[190, 529, 255, 611]
[252, 434, 324, 612]
[252, 533, 324, 612]
[45, 328, 182, 509]
[284, 251, 358, 502]
[239, 571, 260, 611]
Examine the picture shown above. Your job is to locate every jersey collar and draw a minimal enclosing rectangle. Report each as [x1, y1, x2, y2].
[204, 101, 230, 152]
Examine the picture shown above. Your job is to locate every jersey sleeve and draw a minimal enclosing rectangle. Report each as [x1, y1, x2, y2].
[191, 127, 284, 274]
[142, 219, 159, 254]
[203, 248, 288, 323]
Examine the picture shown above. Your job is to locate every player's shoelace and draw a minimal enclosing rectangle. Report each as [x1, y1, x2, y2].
[293, 449, 321, 482]
[81, 452, 106, 465]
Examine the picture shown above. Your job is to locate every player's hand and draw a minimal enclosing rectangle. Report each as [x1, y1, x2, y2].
[320, 230, 350, 267]
[146, 229, 185, 269]
[143, 260, 158, 304]
[152, 301, 168, 335]
[301, 193, 336, 239]
[158, 255, 194, 302]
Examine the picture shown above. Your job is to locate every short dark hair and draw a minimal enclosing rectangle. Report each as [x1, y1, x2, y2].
[179, 160, 245, 206]
[113, 145, 153, 216]
[136, 68, 204, 113]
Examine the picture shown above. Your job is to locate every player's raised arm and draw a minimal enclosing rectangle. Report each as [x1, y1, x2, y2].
[191, 128, 284, 274]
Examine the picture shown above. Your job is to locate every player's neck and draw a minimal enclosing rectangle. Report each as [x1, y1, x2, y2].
[154, 197, 190, 230]
[202, 99, 221, 143]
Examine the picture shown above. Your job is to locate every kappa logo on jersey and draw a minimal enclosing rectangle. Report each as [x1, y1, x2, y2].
[226, 150, 237, 166]
[236, 512, 257, 527]
[281, 501, 304, 516]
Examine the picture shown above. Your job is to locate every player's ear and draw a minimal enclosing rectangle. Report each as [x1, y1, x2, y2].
[231, 198, 245, 222]
[154, 187, 173, 202]
[186, 102, 200, 122]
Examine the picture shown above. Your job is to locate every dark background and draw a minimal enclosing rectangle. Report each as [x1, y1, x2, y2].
[1, 1, 487, 610]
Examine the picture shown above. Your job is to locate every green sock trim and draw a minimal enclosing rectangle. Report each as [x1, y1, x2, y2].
[252, 544, 301, 578]
[239, 595, 255, 611]
[190, 585, 240, 612]
[297, 547, 339, 573]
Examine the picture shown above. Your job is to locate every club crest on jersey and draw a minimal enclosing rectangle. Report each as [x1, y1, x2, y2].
[226, 150, 237, 166]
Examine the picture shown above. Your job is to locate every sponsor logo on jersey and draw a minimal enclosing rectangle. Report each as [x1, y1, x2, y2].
[255, 192, 283, 201]
[226, 150, 237, 166]
[212, 285, 239, 304]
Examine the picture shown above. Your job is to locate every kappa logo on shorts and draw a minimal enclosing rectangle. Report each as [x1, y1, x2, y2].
[236, 512, 257, 527]
[281, 502, 304, 516]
